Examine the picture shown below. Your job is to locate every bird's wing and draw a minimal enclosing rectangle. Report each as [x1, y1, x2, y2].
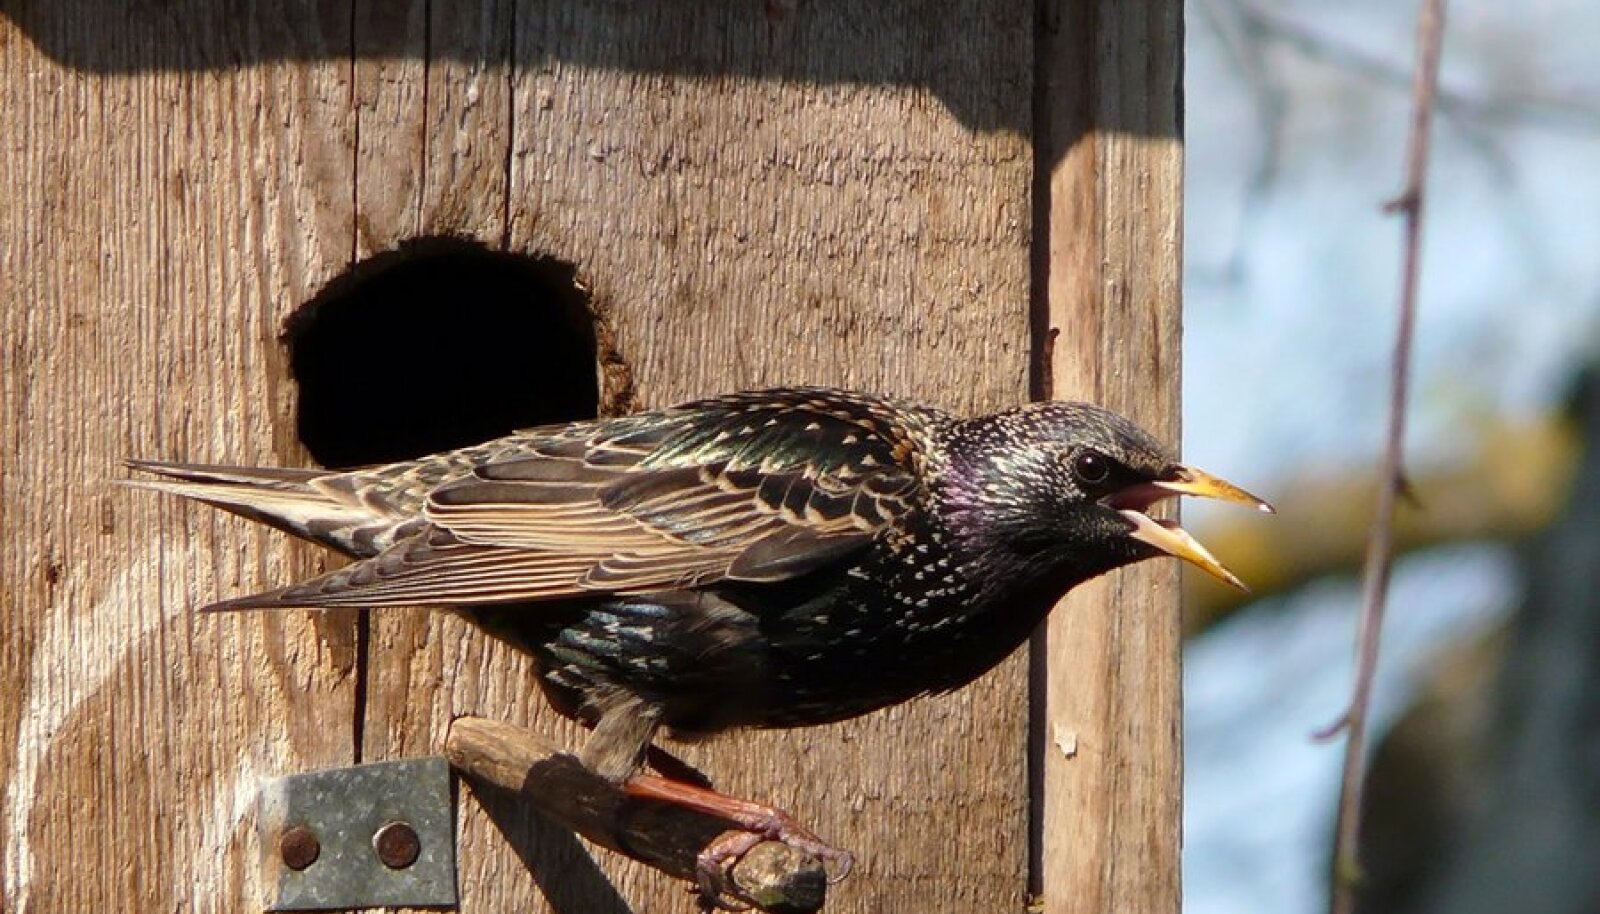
[207, 389, 934, 610]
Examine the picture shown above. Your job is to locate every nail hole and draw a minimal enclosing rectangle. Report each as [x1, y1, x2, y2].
[285, 238, 603, 469]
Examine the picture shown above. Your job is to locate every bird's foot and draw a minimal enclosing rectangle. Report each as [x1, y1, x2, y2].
[624, 773, 853, 909]
[691, 827, 851, 913]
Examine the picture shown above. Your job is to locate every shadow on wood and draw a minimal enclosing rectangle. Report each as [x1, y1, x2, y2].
[468, 779, 638, 914]
[0, 0, 1051, 137]
[445, 716, 829, 914]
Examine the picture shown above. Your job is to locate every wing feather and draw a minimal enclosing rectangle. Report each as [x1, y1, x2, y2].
[205, 532, 601, 610]
[212, 388, 942, 610]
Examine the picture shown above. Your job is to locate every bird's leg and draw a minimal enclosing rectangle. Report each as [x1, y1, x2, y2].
[624, 774, 854, 890]
[579, 697, 663, 781]
[581, 698, 847, 903]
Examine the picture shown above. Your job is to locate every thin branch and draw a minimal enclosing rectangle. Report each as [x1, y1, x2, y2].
[1228, 0, 1600, 133]
[1322, 3, 1447, 914]
[1188, 0, 1600, 289]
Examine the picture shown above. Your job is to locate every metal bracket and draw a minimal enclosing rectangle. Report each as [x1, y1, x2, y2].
[258, 757, 458, 911]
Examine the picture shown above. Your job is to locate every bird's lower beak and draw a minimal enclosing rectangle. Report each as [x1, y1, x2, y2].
[1111, 464, 1273, 591]
[1120, 510, 1249, 591]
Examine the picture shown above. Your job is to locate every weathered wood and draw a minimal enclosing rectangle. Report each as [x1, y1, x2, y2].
[445, 716, 827, 913]
[356, 4, 1036, 913]
[1, 1, 1184, 911]
[1034, 1, 1185, 912]
[342, 11, 534, 914]
[0, 6, 362, 913]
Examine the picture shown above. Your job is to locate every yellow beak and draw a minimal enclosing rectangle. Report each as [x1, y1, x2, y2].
[1150, 464, 1275, 513]
[1120, 464, 1273, 591]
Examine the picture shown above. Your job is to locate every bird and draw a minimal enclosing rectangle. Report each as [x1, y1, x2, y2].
[128, 386, 1269, 898]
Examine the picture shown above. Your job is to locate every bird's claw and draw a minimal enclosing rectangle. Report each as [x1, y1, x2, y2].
[692, 823, 855, 910]
[731, 811, 854, 882]
[823, 848, 855, 884]
[694, 831, 761, 911]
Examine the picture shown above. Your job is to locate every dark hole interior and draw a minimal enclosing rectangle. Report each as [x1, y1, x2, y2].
[285, 238, 599, 469]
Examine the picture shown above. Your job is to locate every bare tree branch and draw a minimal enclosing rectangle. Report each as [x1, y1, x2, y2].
[1322, 3, 1448, 914]
[1225, 0, 1600, 133]
[1188, 0, 1600, 288]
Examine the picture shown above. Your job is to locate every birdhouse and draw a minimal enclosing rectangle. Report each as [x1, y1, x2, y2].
[2, 2, 1182, 912]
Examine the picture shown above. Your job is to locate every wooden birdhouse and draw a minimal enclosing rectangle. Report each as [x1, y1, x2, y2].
[2, 1, 1182, 911]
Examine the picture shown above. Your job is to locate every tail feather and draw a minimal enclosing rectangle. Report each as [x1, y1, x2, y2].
[124, 459, 405, 558]
[124, 459, 326, 488]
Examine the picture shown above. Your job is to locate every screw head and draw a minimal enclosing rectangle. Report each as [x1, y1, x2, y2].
[279, 825, 320, 871]
[373, 820, 421, 869]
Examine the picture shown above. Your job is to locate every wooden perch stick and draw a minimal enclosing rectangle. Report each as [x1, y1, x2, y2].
[444, 716, 829, 913]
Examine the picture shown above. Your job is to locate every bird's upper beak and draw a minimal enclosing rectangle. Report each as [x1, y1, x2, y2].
[1105, 464, 1273, 591]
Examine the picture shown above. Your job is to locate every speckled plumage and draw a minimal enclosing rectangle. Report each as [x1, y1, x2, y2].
[130, 386, 1265, 781]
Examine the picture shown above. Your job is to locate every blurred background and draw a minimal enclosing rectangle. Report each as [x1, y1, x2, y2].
[1179, 0, 1600, 912]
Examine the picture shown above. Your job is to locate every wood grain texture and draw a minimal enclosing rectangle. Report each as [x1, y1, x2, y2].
[0, 5, 361, 913]
[0, 0, 1192, 911]
[352, 4, 1036, 913]
[1033, 1, 1185, 912]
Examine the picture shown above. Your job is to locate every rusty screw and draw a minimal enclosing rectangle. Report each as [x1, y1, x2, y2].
[373, 820, 421, 870]
[279, 825, 320, 871]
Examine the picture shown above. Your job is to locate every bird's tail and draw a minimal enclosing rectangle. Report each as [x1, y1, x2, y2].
[124, 459, 403, 559]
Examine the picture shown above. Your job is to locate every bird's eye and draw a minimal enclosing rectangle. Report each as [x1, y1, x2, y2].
[1072, 450, 1110, 486]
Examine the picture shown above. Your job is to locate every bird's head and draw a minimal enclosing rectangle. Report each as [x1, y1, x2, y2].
[935, 402, 1271, 594]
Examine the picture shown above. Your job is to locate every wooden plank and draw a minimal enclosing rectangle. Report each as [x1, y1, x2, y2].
[511, 6, 1033, 911]
[346, 3, 1036, 913]
[0, 5, 361, 913]
[3, 2, 1046, 911]
[338, 8, 538, 914]
[1033, 1, 1186, 912]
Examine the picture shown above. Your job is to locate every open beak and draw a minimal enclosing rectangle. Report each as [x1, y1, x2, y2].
[1148, 465, 1275, 513]
[1108, 464, 1273, 591]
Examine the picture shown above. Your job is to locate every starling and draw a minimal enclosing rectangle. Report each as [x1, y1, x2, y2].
[129, 386, 1269, 895]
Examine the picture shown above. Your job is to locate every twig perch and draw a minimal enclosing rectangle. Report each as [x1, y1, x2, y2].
[444, 716, 829, 913]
